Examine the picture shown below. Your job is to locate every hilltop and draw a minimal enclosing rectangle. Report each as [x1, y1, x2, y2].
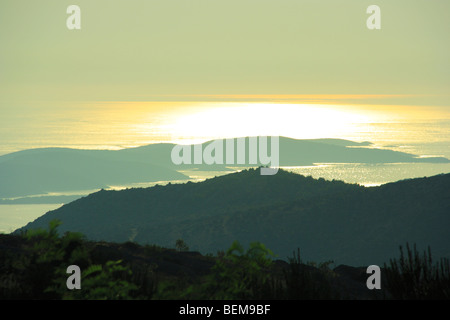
[16, 168, 450, 266]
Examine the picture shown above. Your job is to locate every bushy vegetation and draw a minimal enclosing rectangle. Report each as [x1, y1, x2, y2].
[0, 220, 139, 299]
[163, 241, 278, 299]
[384, 243, 450, 299]
[281, 249, 336, 299]
[1, 221, 449, 300]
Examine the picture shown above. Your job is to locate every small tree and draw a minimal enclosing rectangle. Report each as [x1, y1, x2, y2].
[201, 241, 275, 299]
[22, 220, 90, 299]
[175, 239, 189, 252]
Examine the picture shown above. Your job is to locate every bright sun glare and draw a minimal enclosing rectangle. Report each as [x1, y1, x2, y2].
[169, 103, 372, 143]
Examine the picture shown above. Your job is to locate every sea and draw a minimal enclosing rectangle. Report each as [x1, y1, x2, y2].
[1, 102, 449, 233]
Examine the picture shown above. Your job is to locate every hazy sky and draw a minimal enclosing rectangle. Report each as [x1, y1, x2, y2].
[0, 0, 449, 108]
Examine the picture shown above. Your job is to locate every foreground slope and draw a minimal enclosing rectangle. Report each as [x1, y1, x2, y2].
[16, 169, 450, 266]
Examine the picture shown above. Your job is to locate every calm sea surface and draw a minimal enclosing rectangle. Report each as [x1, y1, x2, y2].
[1, 103, 449, 233]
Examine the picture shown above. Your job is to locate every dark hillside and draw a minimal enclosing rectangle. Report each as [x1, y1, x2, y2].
[16, 169, 450, 266]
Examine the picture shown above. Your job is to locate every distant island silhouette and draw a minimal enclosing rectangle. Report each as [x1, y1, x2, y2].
[1, 136, 448, 199]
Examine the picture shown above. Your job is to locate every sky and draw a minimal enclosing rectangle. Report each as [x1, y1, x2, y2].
[0, 0, 449, 157]
[0, 0, 449, 107]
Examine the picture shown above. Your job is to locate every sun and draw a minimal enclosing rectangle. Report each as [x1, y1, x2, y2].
[169, 102, 372, 143]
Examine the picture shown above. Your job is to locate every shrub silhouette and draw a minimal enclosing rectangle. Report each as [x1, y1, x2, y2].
[384, 243, 450, 299]
[187, 241, 275, 299]
[61, 260, 138, 300]
[1, 220, 138, 299]
[3, 222, 449, 300]
[21, 220, 90, 299]
[282, 248, 336, 299]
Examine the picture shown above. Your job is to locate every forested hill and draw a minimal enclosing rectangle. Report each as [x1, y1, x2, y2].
[16, 169, 450, 266]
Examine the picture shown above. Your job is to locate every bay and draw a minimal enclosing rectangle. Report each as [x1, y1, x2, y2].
[0, 204, 63, 234]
